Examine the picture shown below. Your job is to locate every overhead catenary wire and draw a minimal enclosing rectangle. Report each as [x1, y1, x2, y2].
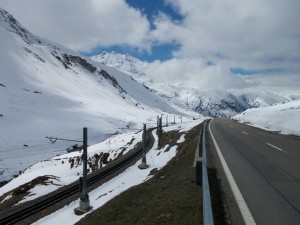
[0, 131, 111, 153]
[0, 149, 67, 160]
[0, 126, 152, 159]
[0, 142, 61, 153]
[45, 136, 83, 143]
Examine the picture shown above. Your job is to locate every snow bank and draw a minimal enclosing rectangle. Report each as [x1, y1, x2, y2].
[232, 100, 300, 136]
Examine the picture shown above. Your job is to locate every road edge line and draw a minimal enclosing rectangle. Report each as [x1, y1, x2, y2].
[208, 120, 256, 225]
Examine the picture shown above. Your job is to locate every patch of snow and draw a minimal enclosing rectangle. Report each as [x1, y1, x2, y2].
[177, 134, 186, 144]
[0, 193, 12, 203]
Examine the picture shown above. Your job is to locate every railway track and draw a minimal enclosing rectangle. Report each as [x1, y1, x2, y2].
[0, 128, 155, 225]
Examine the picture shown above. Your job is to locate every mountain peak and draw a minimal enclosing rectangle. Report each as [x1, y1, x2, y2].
[91, 51, 147, 77]
[0, 7, 41, 45]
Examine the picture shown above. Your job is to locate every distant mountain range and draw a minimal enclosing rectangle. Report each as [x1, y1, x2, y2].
[91, 51, 300, 117]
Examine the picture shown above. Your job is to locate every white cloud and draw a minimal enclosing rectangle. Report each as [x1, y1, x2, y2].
[164, 0, 299, 67]
[1, 0, 299, 89]
[144, 58, 247, 90]
[0, 0, 151, 51]
[146, 0, 300, 89]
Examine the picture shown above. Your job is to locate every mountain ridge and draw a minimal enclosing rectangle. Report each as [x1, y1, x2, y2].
[91, 51, 300, 117]
[0, 8, 185, 181]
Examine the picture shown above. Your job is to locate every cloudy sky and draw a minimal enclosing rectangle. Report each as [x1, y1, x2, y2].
[0, 0, 299, 89]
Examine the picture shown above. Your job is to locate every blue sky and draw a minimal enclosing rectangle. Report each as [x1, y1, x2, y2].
[230, 68, 283, 76]
[81, 0, 183, 62]
[81, 42, 181, 62]
[125, 0, 184, 26]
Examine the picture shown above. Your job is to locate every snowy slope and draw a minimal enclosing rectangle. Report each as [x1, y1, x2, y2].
[30, 120, 201, 225]
[0, 120, 202, 224]
[0, 8, 184, 182]
[0, 129, 144, 203]
[233, 100, 300, 136]
[91, 52, 300, 117]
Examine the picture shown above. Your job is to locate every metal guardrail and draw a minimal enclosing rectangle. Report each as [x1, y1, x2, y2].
[196, 120, 214, 225]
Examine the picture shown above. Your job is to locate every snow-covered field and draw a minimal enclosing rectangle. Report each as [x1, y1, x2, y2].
[233, 100, 300, 136]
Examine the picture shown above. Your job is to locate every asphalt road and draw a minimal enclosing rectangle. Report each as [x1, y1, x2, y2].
[208, 118, 300, 225]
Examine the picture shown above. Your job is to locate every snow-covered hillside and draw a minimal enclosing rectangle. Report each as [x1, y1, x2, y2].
[91, 52, 148, 81]
[0, 120, 202, 224]
[0, 8, 187, 182]
[233, 100, 300, 136]
[91, 52, 300, 117]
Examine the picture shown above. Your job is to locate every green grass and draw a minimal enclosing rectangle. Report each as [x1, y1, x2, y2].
[76, 124, 203, 225]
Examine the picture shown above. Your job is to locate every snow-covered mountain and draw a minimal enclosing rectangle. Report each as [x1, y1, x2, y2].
[91, 52, 300, 117]
[0, 8, 187, 182]
[91, 52, 148, 79]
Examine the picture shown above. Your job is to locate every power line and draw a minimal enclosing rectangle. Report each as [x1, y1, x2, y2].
[0, 149, 66, 160]
[45, 136, 83, 144]
[0, 142, 58, 153]
[0, 132, 111, 154]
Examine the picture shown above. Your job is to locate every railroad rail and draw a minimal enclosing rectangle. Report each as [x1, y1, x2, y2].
[0, 128, 155, 225]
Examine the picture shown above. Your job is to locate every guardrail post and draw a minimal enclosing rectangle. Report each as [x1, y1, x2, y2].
[196, 160, 202, 186]
[138, 124, 149, 169]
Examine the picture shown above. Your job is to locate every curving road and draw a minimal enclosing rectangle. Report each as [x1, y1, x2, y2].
[208, 118, 300, 225]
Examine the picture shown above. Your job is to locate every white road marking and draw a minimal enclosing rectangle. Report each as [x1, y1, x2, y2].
[266, 143, 288, 153]
[209, 121, 256, 225]
[242, 132, 248, 135]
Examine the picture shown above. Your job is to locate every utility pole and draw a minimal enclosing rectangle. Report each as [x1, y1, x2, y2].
[46, 129, 92, 215]
[138, 124, 149, 169]
[158, 117, 162, 149]
[74, 127, 92, 215]
[166, 115, 168, 127]
[174, 115, 176, 124]
[157, 115, 159, 133]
